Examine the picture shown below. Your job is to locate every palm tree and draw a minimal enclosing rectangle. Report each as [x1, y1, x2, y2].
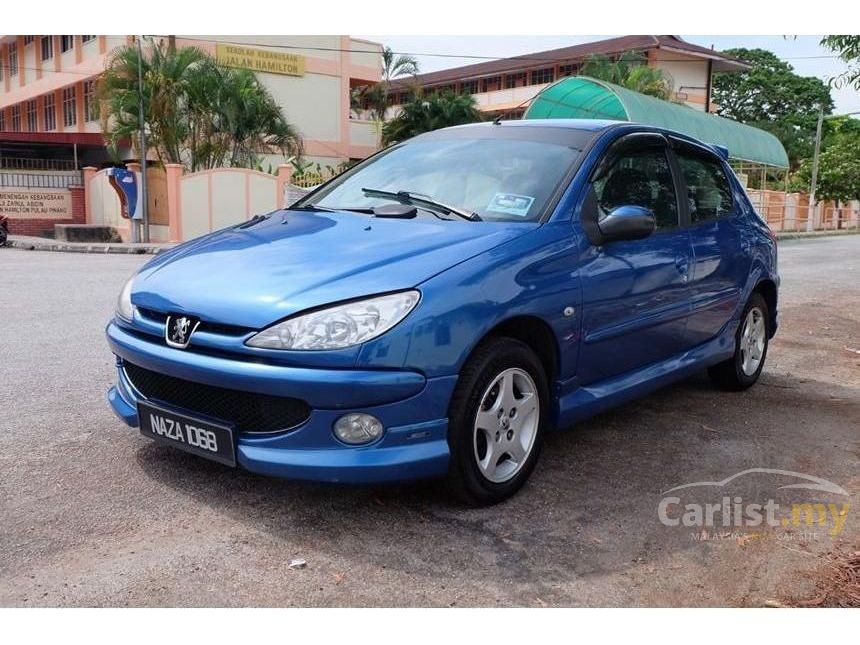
[216, 67, 303, 168]
[99, 39, 302, 170]
[580, 51, 673, 100]
[99, 40, 207, 165]
[382, 91, 482, 145]
[360, 46, 420, 121]
[382, 46, 419, 82]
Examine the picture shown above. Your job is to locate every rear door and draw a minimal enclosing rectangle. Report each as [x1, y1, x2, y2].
[576, 133, 695, 385]
[670, 139, 751, 347]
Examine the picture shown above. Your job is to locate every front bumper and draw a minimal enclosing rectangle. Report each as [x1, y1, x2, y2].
[106, 321, 455, 484]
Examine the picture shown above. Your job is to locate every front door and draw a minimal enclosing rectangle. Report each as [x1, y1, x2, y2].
[576, 137, 694, 385]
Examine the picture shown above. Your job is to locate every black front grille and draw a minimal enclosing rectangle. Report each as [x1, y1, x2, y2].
[124, 362, 311, 434]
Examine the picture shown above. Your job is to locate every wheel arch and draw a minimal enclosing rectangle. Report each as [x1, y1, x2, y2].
[473, 315, 560, 386]
[752, 278, 778, 337]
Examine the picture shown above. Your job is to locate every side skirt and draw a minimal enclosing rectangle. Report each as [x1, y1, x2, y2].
[555, 321, 738, 429]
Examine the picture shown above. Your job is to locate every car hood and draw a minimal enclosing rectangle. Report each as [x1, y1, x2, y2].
[133, 209, 538, 329]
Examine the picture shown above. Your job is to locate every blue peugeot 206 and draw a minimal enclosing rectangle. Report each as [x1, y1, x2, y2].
[106, 119, 778, 505]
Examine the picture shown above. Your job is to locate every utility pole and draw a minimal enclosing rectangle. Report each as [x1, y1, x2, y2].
[806, 105, 824, 232]
[805, 108, 860, 232]
[137, 36, 150, 243]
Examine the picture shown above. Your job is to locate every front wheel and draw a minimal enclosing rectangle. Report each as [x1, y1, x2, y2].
[0, 228, 7, 246]
[445, 337, 550, 506]
[708, 292, 770, 391]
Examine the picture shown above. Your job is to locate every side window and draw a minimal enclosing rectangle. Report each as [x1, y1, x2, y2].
[593, 148, 678, 229]
[676, 152, 734, 223]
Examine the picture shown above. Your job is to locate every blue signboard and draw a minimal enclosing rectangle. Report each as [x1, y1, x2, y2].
[106, 167, 140, 220]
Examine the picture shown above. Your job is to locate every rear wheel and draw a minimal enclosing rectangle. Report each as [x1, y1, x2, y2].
[446, 337, 549, 505]
[0, 227, 7, 246]
[708, 292, 769, 391]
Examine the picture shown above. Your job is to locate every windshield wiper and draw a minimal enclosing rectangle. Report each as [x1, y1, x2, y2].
[292, 204, 373, 214]
[361, 188, 482, 222]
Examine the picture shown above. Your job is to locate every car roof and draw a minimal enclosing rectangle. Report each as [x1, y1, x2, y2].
[439, 119, 729, 160]
[444, 119, 622, 133]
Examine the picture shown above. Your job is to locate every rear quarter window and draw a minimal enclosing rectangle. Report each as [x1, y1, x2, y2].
[677, 153, 735, 223]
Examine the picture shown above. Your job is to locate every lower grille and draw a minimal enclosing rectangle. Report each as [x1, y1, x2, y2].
[123, 361, 311, 434]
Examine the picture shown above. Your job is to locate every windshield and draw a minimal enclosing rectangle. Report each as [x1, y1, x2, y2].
[303, 135, 584, 222]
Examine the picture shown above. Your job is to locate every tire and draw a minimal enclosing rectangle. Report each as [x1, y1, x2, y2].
[708, 292, 770, 391]
[445, 337, 550, 506]
[0, 228, 7, 246]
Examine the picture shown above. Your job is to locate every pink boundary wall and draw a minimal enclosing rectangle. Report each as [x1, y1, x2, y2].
[85, 164, 294, 242]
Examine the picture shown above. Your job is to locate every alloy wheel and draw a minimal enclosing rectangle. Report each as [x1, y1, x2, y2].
[473, 367, 540, 483]
[740, 306, 766, 376]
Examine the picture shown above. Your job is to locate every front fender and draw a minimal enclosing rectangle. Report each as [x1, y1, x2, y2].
[359, 221, 581, 379]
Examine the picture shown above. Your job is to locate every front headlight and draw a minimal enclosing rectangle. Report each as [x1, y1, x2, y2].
[246, 290, 420, 351]
[116, 276, 135, 322]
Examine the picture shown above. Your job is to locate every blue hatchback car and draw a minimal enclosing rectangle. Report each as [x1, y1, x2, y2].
[107, 119, 778, 504]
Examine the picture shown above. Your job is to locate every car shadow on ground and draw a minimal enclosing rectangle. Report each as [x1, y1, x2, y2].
[134, 369, 860, 587]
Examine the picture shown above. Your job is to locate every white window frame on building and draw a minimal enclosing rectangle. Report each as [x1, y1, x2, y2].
[26, 99, 38, 131]
[44, 94, 56, 131]
[61, 36, 74, 53]
[559, 63, 581, 77]
[530, 67, 554, 85]
[62, 86, 77, 128]
[11, 105, 21, 132]
[23, 36, 35, 46]
[84, 80, 98, 122]
[81, 35, 96, 44]
[504, 72, 526, 89]
[481, 76, 502, 92]
[41, 36, 54, 61]
[8, 42, 19, 76]
[461, 80, 479, 94]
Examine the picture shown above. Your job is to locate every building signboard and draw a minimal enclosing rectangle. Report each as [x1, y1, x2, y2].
[215, 43, 305, 77]
[0, 188, 72, 219]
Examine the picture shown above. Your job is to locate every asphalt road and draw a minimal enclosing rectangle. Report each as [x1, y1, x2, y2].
[1, 236, 857, 607]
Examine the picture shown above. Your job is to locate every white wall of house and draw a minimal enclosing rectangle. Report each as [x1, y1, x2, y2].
[651, 50, 711, 110]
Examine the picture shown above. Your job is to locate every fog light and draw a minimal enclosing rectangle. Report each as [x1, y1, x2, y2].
[333, 413, 384, 445]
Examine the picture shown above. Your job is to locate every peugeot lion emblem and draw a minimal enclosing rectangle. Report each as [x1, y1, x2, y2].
[165, 314, 200, 349]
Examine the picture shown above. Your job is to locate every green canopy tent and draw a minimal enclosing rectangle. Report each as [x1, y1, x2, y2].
[524, 76, 789, 169]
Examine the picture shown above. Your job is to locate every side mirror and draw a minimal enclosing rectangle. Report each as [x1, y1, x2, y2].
[597, 205, 656, 242]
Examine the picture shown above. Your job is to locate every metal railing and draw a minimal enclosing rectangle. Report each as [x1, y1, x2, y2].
[291, 172, 338, 188]
[0, 171, 84, 189]
[0, 157, 78, 171]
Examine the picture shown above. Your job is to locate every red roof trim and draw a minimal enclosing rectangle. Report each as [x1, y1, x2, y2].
[390, 35, 749, 89]
[0, 131, 105, 146]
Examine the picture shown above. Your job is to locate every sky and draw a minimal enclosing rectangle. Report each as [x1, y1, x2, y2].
[360, 35, 860, 115]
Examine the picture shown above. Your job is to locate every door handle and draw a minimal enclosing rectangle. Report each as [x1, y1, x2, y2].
[675, 255, 689, 281]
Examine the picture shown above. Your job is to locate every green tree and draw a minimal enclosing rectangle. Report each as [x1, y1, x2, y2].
[99, 41, 207, 165]
[99, 39, 302, 170]
[796, 116, 860, 202]
[580, 51, 672, 99]
[820, 36, 860, 89]
[382, 91, 482, 145]
[356, 46, 420, 122]
[712, 48, 834, 169]
[213, 66, 302, 169]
